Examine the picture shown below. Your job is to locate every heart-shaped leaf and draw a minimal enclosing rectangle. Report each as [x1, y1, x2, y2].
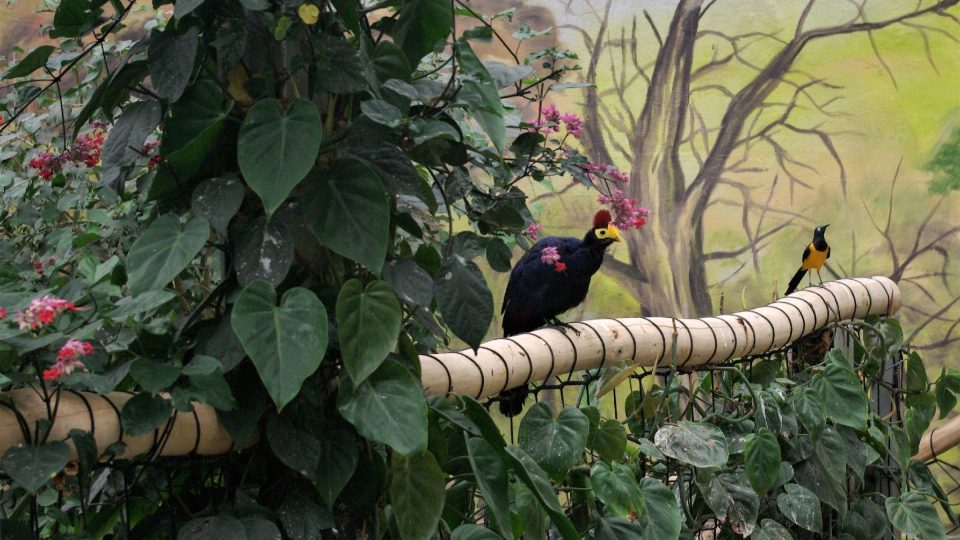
[655, 421, 729, 468]
[637, 478, 682, 540]
[466, 437, 511, 538]
[885, 492, 946, 540]
[336, 279, 402, 385]
[390, 451, 446, 540]
[518, 403, 589, 478]
[0, 442, 71, 493]
[777, 483, 822, 534]
[590, 462, 645, 519]
[745, 428, 781, 494]
[191, 176, 245, 236]
[126, 214, 210, 296]
[314, 429, 359, 508]
[434, 257, 492, 350]
[231, 281, 329, 410]
[121, 393, 173, 437]
[305, 158, 389, 273]
[238, 98, 323, 216]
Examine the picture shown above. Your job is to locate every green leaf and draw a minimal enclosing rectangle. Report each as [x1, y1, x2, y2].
[794, 426, 847, 517]
[752, 519, 793, 540]
[369, 40, 413, 85]
[793, 387, 826, 436]
[485, 238, 513, 272]
[503, 445, 579, 540]
[360, 99, 404, 128]
[279, 489, 334, 538]
[130, 358, 181, 393]
[231, 282, 329, 410]
[593, 517, 644, 539]
[435, 257, 493, 349]
[844, 498, 887, 540]
[777, 483, 822, 534]
[3, 46, 55, 79]
[241, 517, 282, 540]
[337, 359, 428, 456]
[393, 0, 453, 63]
[383, 258, 434, 306]
[906, 351, 928, 393]
[50, 0, 102, 38]
[314, 429, 359, 508]
[449, 524, 501, 540]
[174, 0, 206, 19]
[745, 428, 781, 494]
[178, 515, 246, 539]
[885, 492, 945, 540]
[0, 442, 71, 494]
[814, 349, 869, 430]
[148, 26, 199, 103]
[588, 418, 627, 463]
[515, 481, 549, 540]
[191, 176, 245, 236]
[637, 477, 682, 540]
[238, 98, 323, 216]
[188, 373, 237, 411]
[266, 417, 321, 477]
[233, 214, 295, 287]
[68, 429, 98, 473]
[305, 158, 390, 273]
[126, 214, 210, 296]
[337, 279, 402, 385]
[654, 421, 729, 468]
[313, 34, 366, 94]
[518, 403, 589, 478]
[465, 437, 512, 539]
[107, 290, 177, 319]
[456, 42, 506, 152]
[121, 393, 173, 437]
[698, 470, 759, 537]
[936, 367, 960, 419]
[391, 451, 446, 540]
[100, 101, 162, 188]
[590, 462, 645, 519]
[158, 79, 231, 183]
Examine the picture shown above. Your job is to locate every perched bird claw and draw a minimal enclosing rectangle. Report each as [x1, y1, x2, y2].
[550, 319, 582, 337]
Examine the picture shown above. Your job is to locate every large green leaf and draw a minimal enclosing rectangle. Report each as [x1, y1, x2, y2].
[794, 426, 847, 517]
[503, 445, 579, 540]
[130, 358, 181, 393]
[0, 442, 71, 494]
[654, 421, 729, 468]
[314, 429, 359, 508]
[101, 101, 163, 189]
[126, 214, 209, 296]
[231, 282, 329, 410]
[792, 387, 826, 436]
[450, 525, 501, 540]
[518, 403, 589, 478]
[391, 451, 446, 540]
[3, 45, 55, 79]
[588, 418, 628, 463]
[233, 214, 295, 287]
[752, 519, 793, 540]
[637, 477, 681, 540]
[393, 0, 452, 64]
[158, 79, 232, 183]
[50, 0, 102, 38]
[383, 258, 434, 307]
[266, 417, 322, 478]
[121, 393, 173, 437]
[745, 428, 781, 494]
[305, 158, 389, 273]
[844, 498, 887, 540]
[698, 470, 759, 537]
[278, 490, 334, 539]
[434, 258, 493, 350]
[191, 176, 245, 236]
[178, 515, 246, 540]
[456, 42, 505, 152]
[886, 492, 945, 540]
[238, 98, 323, 216]
[590, 462, 645, 519]
[815, 349, 869, 430]
[148, 26, 199, 103]
[336, 279, 402, 385]
[777, 483, 822, 534]
[337, 359, 427, 456]
[465, 437, 512, 538]
[936, 367, 960, 419]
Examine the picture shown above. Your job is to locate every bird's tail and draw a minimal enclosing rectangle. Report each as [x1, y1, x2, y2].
[784, 267, 807, 296]
[497, 386, 529, 417]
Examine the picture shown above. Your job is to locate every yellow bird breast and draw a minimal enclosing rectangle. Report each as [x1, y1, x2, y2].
[802, 244, 828, 271]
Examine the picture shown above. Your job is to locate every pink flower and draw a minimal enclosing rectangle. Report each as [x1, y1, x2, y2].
[584, 162, 629, 183]
[530, 103, 562, 133]
[0, 307, 5, 319]
[27, 131, 105, 181]
[554, 261, 567, 273]
[540, 246, 561, 265]
[15, 295, 80, 331]
[524, 223, 543, 241]
[597, 189, 651, 230]
[559, 112, 583, 138]
[42, 367, 62, 381]
[43, 339, 94, 382]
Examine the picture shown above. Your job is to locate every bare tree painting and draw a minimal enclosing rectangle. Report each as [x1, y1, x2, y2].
[561, 0, 960, 317]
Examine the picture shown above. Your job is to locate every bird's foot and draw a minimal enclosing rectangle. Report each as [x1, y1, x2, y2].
[816, 270, 824, 286]
[549, 318, 582, 337]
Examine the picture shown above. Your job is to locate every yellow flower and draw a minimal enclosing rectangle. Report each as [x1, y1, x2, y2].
[298, 3, 319, 25]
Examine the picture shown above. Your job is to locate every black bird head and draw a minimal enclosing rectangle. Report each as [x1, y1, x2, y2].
[585, 210, 623, 247]
[813, 224, 829, 239]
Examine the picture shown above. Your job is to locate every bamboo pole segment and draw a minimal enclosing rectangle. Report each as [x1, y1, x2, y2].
[419, 276, 901, 400]
[0, 389, 235, 461]
[914, 415, 960, 462]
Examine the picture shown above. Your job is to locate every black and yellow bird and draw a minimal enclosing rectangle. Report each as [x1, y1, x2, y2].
[498, 210, 622, 416]
[784, 224, 830, 295]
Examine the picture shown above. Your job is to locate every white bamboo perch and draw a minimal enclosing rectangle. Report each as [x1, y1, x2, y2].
[914, 415, 960, 462]
[0, 389, 235, 461]
[420, 276, 901, 399]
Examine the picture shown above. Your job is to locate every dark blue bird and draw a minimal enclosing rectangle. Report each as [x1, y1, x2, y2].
[498, 209, 622, 416]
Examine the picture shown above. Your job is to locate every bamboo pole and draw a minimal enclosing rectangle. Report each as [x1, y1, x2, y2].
[420, 276, 901, 399]
[914, 415, 960, 462]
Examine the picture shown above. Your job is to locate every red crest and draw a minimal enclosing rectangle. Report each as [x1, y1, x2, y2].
[593, 210, 612, 228]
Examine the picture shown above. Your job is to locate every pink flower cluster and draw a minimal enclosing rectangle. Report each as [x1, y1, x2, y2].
[597, 189, 651, 230]
[538, 246, 567, 272]
[524, 223, 542, 241]
[29, 132, 104, 180]
[142, 140, 162, 169]
[531, 104, 584, 138]
[42, 338, 94, 381]
[584, 163, 629, 184]
[14, 295, 79, 331]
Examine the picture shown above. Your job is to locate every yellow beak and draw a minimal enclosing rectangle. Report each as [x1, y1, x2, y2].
[606, 224, 622, 242]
